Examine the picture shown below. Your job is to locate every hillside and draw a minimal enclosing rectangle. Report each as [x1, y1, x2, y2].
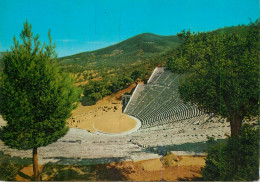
[58, 33, 181, 84]
[213, 24, 254, 36]
[0, 24, 252, 84]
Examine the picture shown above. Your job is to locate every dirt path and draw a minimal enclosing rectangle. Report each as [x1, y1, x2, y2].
[117, 155, 205, 181]
[67, 83, 137, 133]
[16, 155, 205, 181]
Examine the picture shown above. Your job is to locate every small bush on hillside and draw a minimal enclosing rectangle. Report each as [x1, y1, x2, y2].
[131, 70, 142, 81]
[201, 124, 259, 181]
[0, 152, 31, 181]
[82, 92, 102, 106]
[82, 76, 133, 106]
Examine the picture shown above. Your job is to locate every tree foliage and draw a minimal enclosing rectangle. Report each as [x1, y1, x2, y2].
[82, 75, 133, 106]
[167, 21, 259, 135]
[201, 124, 259, 181]
[131, 70, 142, 81]
[0, 20, 81, 150]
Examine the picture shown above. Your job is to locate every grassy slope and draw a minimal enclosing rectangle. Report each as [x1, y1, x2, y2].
[58, 33, 181, 83]
[59, 33, 180, 65]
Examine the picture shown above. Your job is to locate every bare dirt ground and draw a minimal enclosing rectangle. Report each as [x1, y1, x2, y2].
[120, 155, 205, 181]
[16, 155, 205, 181]
[94, 111, 136, 133]
[67, 83, 137, 133]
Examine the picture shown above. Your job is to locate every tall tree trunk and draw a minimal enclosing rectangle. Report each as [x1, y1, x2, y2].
[230, 113, 242, 137]
[33, 147, 39, 181]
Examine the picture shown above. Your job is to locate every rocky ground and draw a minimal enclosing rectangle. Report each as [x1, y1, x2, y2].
[0, 112, 230, 165]
[16, 153, 205, 181]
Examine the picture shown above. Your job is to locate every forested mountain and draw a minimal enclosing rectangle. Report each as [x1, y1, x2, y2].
[58, 33, 181, 84]
[59, 33, 180, 66]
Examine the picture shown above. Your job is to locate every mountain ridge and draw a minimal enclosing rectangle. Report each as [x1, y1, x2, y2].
[59, 33, 180, 59]
[57, 32, 181, 83]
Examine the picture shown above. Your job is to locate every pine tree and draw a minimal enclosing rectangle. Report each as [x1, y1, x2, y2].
[0, 20, 81, 180]
[167, 22, 259, 136]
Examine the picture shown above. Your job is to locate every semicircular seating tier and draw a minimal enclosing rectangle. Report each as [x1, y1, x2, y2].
[124, 67, 207, 129]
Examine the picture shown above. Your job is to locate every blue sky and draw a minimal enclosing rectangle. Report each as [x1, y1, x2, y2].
[0, 0, 259, 57]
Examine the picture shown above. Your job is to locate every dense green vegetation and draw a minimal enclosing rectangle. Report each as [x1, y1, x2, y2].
[202, 124, 259, 181]
[0, 21, 81, 180]
[81, 68, 153, 105]
[0, 52, 7, 71]
[167, 21, 259, 136]
[212, 23, 254, 36]
[82, 75, 133, 105]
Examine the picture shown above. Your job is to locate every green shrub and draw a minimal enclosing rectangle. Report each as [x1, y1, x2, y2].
[81, 92, 102, 106]
[82, 75, 133, 106]
[0, 151, 31, 181]
[131, 70, 142, 81]
[202, 124, 259, 181]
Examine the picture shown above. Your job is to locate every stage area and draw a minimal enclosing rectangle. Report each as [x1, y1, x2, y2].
[94, 112, 136, 134]
[67, 83, 138, 134]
